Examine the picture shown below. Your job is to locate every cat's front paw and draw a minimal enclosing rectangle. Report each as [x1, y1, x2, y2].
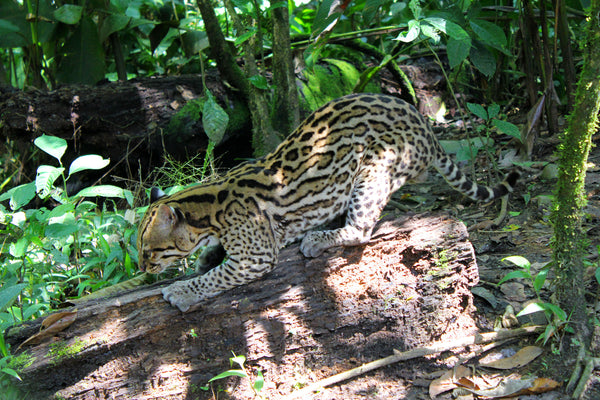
[162, 281, 199, 312]
[300, 232, 327, 258]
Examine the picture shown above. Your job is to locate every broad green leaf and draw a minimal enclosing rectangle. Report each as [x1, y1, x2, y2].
[470, 19, 507, 49]
[0, 283, 28, 313]
[0, 182, 36, 210]
[424, 17, 469, 41]
[202, 91, 229, 144]
[36, 165, 65, 199]
[54, 4, 84, 25]
[396, 20, 420, 42]
[68, 155, 110, 176]
[248, 74, 269, 90]
[45, 222, 79, 238]
[420, 23, 440, 43]
[467, 103, 488, 120]
[34, 135, 68, 162]
[208, 370, 248, 382]
[74, 185, 130, 199]
[99, 14, 131, 42]
[56, 17, 105, 84]
[0, 20, 20, 34]
[0, 2, 30, 47]
[493, 119, 522, 142]
[502, 255, 531, 270]
[497, 269, 531, 285]
[470, 42, 496, 77]
[182, 31, 209, 55]
[363, 0, 387, 24]
[447, 36, 471, 68]
[9, 237, 29, 258]
[595, 267, 600, 285]
[538, 302, 567, 321]
[487, 103, 500, 119]
[408, 0, 422, 19]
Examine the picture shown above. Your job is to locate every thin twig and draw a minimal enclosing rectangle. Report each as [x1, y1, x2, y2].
[285, 325, 545, 399]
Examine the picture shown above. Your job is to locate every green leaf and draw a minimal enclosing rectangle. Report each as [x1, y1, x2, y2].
[497, 270, 531, 285]
[469, 41, 496, 77]
[208, 370, 248, 382]
[493, 119, 522, 142]
[1, 367, 21, 381]
[0, 182, 36, 210]
[533, 268, 548, 294]
[36, 165, 65, 199]
[502, 255, 531, 270]
[54, 4, 84, 25]
[34, 135, 68, 162]
[467, 103, 488, 120]
[0, 283, 28, 313]
[74, 185, 129, 199]
[68, 155, 110, 177]
[248, 74, 269, 90]
[487, 103, 500, 119]
[447, 36, 471, 69]
[539, 302, 567, 321]
[99, 14, 131, 42]
[396, 19, 420, 42]
[234, 27, 258, 46]
[230, 354, 246, 368]
[202, 91, 229, 144]
[45, 222, 78, 238]
[470, 19, 507, 49]
[254, 370, 264, 392]
[0, 20, 20, 34]
[9, 237, 28, 258]
[424, 17, 469, 41]
[182, 31, 209, 55]
[56, 16, 105, 84]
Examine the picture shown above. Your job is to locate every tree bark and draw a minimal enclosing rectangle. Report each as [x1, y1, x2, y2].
[8, 214, 481, 400]
[551, 0, 600, 352]
[0, 73, 250, 189]
[272, 4, 300, 135]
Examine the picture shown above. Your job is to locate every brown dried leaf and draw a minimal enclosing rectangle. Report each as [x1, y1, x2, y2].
[480, 346, 543, 370]
[429, 365, 471, 398]
[18, 310, 77, 349]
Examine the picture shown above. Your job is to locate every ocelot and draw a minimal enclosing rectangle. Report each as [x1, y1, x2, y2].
[138, 93, 518, 311]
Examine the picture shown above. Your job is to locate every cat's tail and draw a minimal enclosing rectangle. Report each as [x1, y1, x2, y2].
[434, 155, 519, 202]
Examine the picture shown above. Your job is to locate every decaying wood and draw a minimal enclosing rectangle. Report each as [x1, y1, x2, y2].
[0, 73, 248, 184]
[8, 213, 482, 399]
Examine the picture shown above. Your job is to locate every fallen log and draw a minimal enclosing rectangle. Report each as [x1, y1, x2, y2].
[7, 213, 481, 399]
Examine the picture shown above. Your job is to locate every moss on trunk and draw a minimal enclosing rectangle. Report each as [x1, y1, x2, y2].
[550, 0, 600, 346]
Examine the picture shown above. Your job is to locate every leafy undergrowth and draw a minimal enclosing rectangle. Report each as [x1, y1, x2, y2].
[0, 135, 141, 388]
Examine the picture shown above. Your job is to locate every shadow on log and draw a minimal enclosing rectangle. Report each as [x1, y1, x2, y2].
[7, 213, 481, 399]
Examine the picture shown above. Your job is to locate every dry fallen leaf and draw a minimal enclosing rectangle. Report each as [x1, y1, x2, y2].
[429, 365, 472, 398]
[18, 310, 77, 349]
[480, 346, 543, 369]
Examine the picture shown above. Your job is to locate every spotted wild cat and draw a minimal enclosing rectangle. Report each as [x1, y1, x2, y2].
[137, 93, 518, 311]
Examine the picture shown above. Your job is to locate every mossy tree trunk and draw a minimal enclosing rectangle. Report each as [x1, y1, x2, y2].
[272, 4, 300, 135]
[550, 0, 600, 350]
[196, 0, 298, 156]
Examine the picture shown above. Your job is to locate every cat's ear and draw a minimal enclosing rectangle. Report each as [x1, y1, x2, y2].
[150, 187, 166, 203]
